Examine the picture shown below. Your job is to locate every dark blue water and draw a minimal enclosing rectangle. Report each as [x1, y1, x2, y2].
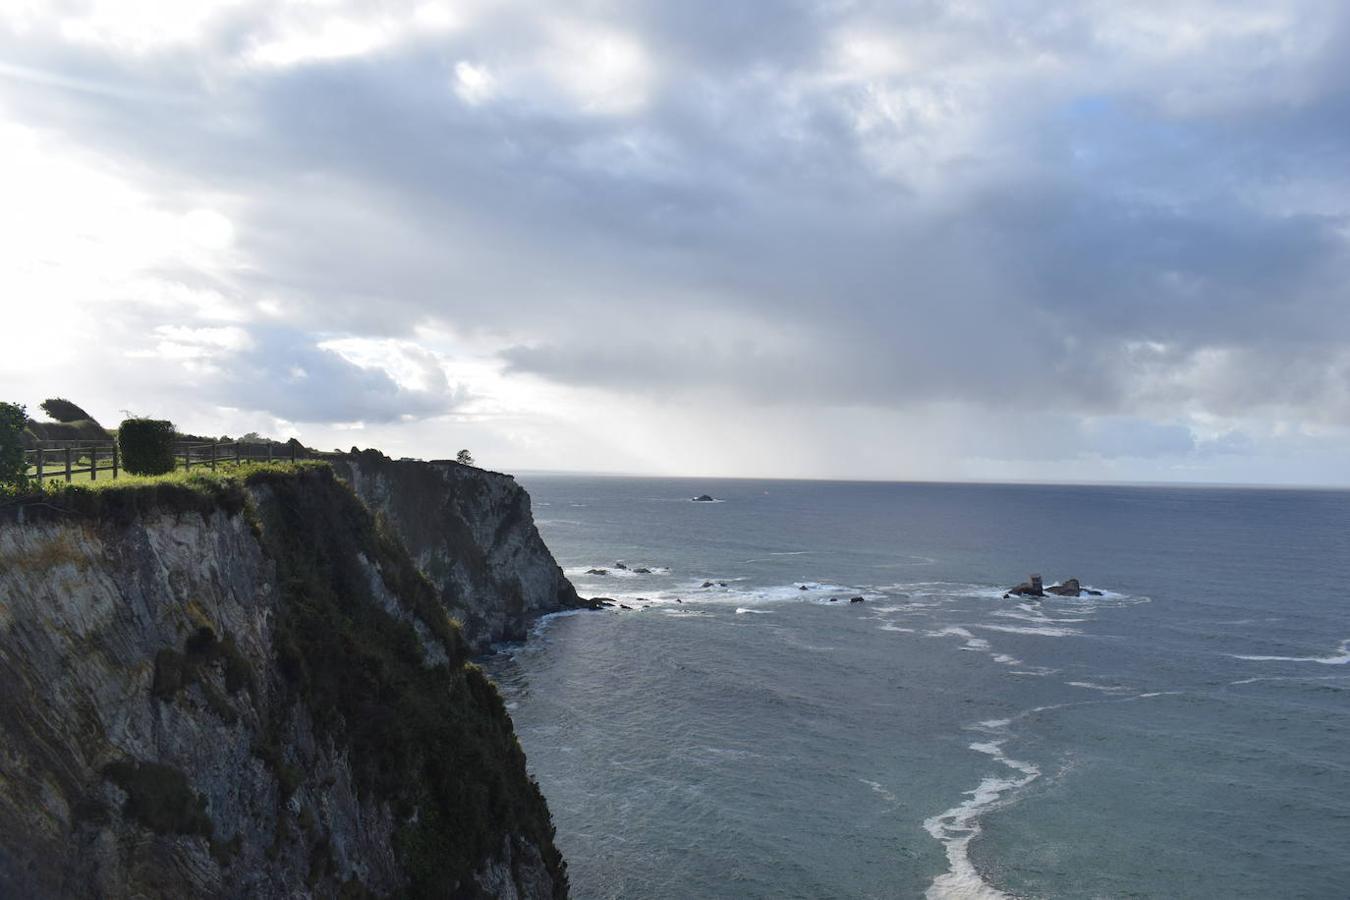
[483, 478, 1350, 899]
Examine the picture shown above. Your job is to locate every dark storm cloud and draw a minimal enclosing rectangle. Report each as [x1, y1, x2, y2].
[4, 0, 1350, 430]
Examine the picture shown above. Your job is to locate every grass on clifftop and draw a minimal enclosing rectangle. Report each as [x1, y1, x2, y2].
[0, 461, 330, 521]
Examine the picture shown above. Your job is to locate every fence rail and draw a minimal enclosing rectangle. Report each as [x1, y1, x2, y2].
[23, 440, 306, 484]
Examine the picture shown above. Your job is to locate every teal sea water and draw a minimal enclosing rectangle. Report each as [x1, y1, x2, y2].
[482, 477, 1350, 899]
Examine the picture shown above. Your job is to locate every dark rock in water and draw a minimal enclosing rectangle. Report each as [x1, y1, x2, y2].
[799, 585, 809, 591]
[718, 581, 728, 587]
[829, 597, 838, 603]
[633, 567, 652, 574]
[614, 562, 628, 570]
[586, 568, 609, 575]
[675, 598, 683, 603]
[1004, 573, 1045, 598]
[1045, 578, 1104, 597]
[692, 494, 716, 502]
[702, 581, 715, 588]
[619, 604, 634, 610]
[849, 596, 865, 604]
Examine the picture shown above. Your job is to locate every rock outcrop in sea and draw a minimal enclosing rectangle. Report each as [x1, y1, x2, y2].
[0, 463, 570, 898]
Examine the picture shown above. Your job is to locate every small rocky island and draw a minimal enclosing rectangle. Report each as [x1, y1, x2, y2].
[1004, 573, 1103, 598]
[692, 494, 717, 502]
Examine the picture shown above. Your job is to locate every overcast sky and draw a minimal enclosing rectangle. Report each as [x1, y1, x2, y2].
[3, 1, 1349, 483]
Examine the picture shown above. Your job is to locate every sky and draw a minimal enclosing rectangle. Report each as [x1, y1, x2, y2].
[2, 1, 1349, 484]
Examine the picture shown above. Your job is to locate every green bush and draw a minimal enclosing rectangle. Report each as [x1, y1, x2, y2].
[0, 402, 26, 488]
[118, 418, 177, 475]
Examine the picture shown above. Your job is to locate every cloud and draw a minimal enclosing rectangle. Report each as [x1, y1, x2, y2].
[1, 0, 1349, 480]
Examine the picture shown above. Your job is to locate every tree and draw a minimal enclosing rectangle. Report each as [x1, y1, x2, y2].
[39, 397, 93, 423]
[455, 449, 474, 466]
[0, 402, 27, 488]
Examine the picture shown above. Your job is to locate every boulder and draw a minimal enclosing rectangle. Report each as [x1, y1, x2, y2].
[849, 596, 865, 604]
[1004, 574, 1044, 598]
[1045, 578, 1081, 597]
[828, 597, 838, 603]
[633, 567, 652, 574]
[586, 568, 609, 576]
[692, 494, 716, 502]
[619, 604, 634, 610]
[702, 581, 715, 588]
[799, 585, 809, 591]
[614, 562, 628, 570]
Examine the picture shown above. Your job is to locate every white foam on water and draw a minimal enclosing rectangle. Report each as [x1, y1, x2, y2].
[926, 626, 993, 654]
[991, 654, 1022, 666]
[976, 623, 1080, 638]
[860, 778, 898, 803]
[923, 739, 1040, 900]
[1066, 681, 1133, 694]
[878, 623, 917, 633]
[735, 607, 774, 615]
[1230, 638, 1350, 665]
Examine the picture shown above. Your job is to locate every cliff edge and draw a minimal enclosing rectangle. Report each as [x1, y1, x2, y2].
[331, 451, 584, 653]
[0, 465, 566, 898]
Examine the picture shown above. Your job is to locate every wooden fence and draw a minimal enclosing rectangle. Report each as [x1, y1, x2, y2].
[23, 440, 306, 484]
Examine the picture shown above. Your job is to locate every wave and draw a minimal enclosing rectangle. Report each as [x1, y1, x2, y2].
[1230, 638, 1350, 665]
[735, 608, 774, 615]
[923, 739, 1040, 900]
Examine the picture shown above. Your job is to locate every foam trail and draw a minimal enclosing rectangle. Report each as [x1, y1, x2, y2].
[924, 739, 1039, 899]
[1230, 638, 1350, 665]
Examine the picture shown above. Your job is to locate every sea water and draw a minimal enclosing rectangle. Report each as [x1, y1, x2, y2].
[481, 478, 1350, 898]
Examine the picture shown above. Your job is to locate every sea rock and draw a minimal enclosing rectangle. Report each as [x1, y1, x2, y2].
[828, 597, 838, 603]
[1004, 573, 1045, 598]
[614, 562, 628, 570]
[849, 596, 865, 604]
[1045, 578, 1103, 597]
[619, 604, 634, 610]
[692, 494, 716, 502]
[592, 598, 616, 607]
[799, 585, 809, 591]
[702, 581, 715, 588]
[633, 567, 652, 574]
[586, 568, 609, 576]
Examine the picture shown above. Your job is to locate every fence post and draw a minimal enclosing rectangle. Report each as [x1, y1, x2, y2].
[267, 442, 273, 463]
[112, 445, 119, 479]
[90, 445, 97, 482]
[290, 442, 296, 463]
[210, 443, 216, 471]
[64, 447, 72, 483]
[235, 443, 241, 465]
[36, 447, 44, 482]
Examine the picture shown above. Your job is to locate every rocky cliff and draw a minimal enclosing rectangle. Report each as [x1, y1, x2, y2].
[331, 451, 584, 654]
[0, 465, 567, 898]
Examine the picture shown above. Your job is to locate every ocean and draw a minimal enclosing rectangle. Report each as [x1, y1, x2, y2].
[481, 477, 1350, 899]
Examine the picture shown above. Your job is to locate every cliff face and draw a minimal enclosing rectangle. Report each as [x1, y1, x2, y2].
[0, 467, 566, 899]
[331, 452, 583, 653]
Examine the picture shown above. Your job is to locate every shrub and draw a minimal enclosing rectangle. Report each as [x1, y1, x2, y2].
[0, 402, 26, 488]
[118, 418, 177, 475]
[455, 449, 474, 466]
